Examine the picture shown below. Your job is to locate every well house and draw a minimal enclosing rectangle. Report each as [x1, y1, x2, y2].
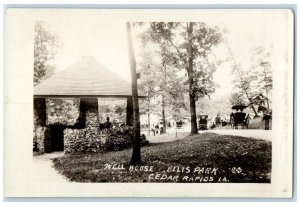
[33, 57, 146, 154]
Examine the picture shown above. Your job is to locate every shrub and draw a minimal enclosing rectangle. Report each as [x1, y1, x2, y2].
[104, 128, 149, 151]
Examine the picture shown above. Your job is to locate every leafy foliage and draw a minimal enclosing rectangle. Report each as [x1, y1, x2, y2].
[249, 47, 272, 109]
[197, 96, 232, 117]
[98, 100, 126, 123]
[140, 22, 223, 100]
[227, 45, 273, 115]
[105, 132, 149, 151]
[34, 22, 58, 85]
[135, 22, 224, 134]
[230, 92, 247, 106]
[137, 43, 187, 120]
[136, 22, 223, 126]
[46, 98, 80, 126]
[137, 49, 162, 115]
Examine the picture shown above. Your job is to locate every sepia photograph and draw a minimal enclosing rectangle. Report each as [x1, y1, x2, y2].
[4, 8, 294, 197]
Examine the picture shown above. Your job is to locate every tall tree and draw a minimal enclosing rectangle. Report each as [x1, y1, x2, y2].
[166, 76, 187, 120]
[250, 47, 272, 109]
[137, 37, 187, 134]
[157, 44, 183, 133]
[34, 21, 58, 85]
[186, 23, 198, 134]
[226, 44, 259, 116]
[227, 44, 272, 115]
[140, 22, 223, 134]
[127, 22, 142, 165]
[137, 49, 161, 135]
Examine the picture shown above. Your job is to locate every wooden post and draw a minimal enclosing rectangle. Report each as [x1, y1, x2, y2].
[126, 22, 142, 165]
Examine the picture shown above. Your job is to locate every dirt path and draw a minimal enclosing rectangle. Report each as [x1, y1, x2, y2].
[200, 129, 272, 142]
[32, 152, 69, 183]
[147, 129, 272, 143]
[146, 132, 189, 143]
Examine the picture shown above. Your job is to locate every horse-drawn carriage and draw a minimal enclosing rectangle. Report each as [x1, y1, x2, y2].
[230, 105, 250, 129]
[198, 115, 208, 130]
[176, 120, 183, 129]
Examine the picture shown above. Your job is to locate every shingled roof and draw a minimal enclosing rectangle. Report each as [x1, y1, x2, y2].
[34, 57, 146, 98]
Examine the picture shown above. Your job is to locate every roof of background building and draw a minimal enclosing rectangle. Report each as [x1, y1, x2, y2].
[34, 57, 146, 98]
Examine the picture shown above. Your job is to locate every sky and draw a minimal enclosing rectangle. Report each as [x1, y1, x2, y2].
[41, 10, 278, 100]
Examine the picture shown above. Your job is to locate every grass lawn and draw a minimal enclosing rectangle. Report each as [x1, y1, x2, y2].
[53, 132, 271, 183]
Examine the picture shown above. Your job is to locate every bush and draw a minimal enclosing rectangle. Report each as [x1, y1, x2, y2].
[140, 134, 150, 146]
[105, 134, 132, 151]
[104, 130, 149, 151]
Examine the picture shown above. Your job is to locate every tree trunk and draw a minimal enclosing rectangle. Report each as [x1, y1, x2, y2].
[126, 97, 134, 126]
[147, 111, 150, 136]
[126, 22, 142, 165]
[147, 97, 151, 136]
[263, 69, 270, 109]
[162, 98, 166, 133]
[266, 91, 270, 110]
[187, 22, 198, 135]
[161, 64, 167, 134]
[250, 104, 258, 116]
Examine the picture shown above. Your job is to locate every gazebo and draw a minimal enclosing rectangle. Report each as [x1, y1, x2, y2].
[33, 56, 146, 154]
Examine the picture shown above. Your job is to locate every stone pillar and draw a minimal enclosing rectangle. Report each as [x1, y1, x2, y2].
[33, 98, 49, 153]
[126, 96, 134, 126]
[34, 98, 46, 126]
[64, 98, 102, 153]
[80, 98, 99, 137]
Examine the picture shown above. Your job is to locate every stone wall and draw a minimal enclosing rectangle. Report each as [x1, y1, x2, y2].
[63, 128, 107, 153]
